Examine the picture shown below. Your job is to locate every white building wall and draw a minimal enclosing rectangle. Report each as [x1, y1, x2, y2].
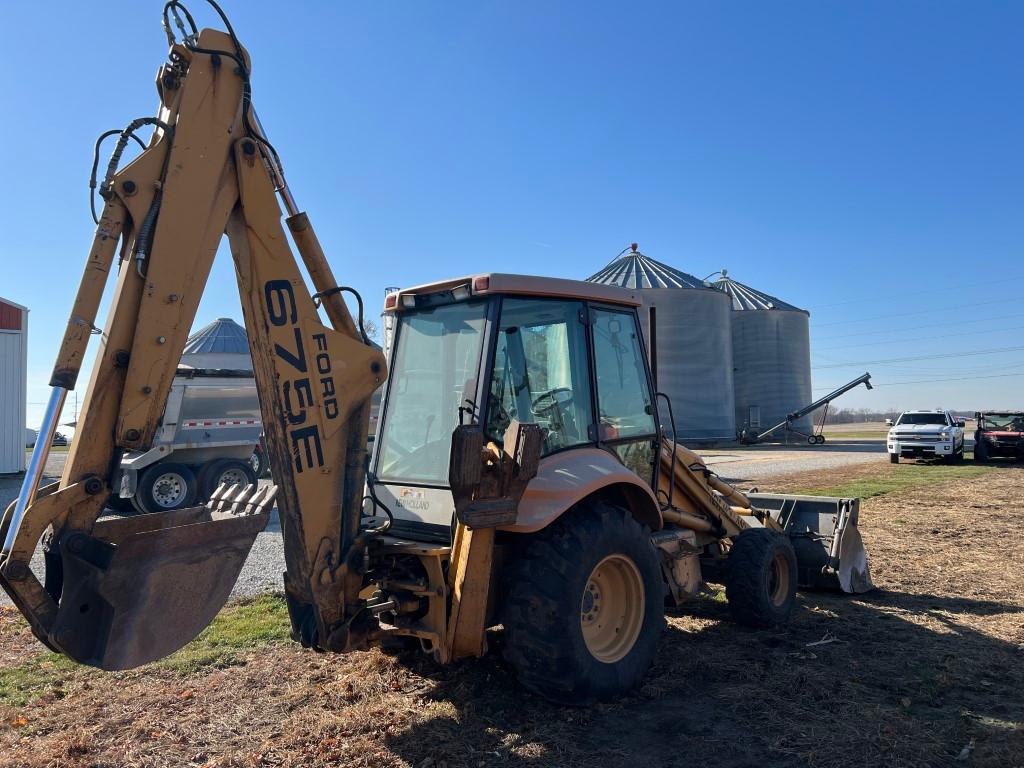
[0, 308, 28, 473]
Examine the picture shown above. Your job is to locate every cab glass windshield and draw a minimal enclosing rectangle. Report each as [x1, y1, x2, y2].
[981, 414, 1024, 431]
[896, 413, 948, 426]
[375, 301, 487, 484]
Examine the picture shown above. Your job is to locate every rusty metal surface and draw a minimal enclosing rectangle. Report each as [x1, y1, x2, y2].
[51, 499, 270, 670]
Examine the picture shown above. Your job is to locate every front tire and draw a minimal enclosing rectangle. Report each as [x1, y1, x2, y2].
[726, 528, 797, 628]
[501, 501, 664, 704]
[890, 453, 899, 464]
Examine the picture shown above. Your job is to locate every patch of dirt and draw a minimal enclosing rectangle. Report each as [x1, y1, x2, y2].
[1, 466, 1023, 767]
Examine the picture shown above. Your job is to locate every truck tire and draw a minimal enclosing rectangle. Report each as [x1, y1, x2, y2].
[133, 462, 199, 514]
[726, 528, 797, 628]
[501, 501, 665, 704]
[890, 453, 899, 464]
[249, 447, 267, 479]
[974, 440, 988, 462]
[201, 458, 257, 499]
[105, 493, 137, 515]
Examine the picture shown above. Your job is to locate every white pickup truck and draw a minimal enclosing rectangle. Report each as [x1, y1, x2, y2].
[886, 409, 965, 463]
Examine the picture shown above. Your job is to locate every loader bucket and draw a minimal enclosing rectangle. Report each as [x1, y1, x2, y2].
[46, 487, 272, 670]
[747, 493, 873, 593]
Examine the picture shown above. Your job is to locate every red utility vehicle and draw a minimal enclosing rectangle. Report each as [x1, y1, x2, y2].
[974, 411, 1024, 462]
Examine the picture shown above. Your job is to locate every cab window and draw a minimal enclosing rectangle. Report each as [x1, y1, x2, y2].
[486, 298, 593, 455]
[592, 308, 655, 441]
[375, 300, 488, 484]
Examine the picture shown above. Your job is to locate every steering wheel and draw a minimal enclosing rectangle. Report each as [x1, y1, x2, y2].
[532, 387, 574, 410]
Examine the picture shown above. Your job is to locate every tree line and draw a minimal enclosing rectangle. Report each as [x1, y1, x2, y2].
[818, 407, 975, 424]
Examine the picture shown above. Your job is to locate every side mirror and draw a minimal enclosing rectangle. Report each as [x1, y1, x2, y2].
[884, 419, 893, 427]
[957, 420, 966, 428]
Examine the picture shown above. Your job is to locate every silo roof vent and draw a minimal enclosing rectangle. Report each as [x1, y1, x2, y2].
[587, 244, 706, 289]
[713, 275, 806, 313]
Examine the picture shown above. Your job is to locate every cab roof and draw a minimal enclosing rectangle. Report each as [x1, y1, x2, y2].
[384, 273, 642, 312]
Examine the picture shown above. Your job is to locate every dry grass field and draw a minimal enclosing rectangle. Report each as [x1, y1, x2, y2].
[1, 459, 1021, 767]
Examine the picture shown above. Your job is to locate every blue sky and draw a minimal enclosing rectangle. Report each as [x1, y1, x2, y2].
[2, 1, 1022, 430]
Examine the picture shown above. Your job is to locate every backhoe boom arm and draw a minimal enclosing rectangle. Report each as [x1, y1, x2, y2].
[0, 22, 385, 669]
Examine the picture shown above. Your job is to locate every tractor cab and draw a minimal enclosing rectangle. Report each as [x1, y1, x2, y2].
[369, 274, 658, 542]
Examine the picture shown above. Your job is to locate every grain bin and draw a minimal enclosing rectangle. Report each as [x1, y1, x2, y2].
[713, 272, 812, 436]
[588, 247, 736, 441]
[0, 297, 29, 474]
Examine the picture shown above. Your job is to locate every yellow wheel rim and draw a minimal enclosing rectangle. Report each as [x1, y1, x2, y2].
[768, 551, 791, 607]
[580, 554, 645, 663]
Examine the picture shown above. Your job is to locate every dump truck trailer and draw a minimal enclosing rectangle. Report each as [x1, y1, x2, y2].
[110, 369, 262, 514]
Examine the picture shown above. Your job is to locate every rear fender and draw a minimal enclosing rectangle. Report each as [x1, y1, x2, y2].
[500, 447, 662, 534]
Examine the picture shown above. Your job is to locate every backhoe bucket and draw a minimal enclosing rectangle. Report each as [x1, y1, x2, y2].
[47, 485, 273, 670]
[748, 493, 873, 593]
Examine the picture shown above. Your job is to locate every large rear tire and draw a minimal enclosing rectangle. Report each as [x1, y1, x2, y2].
[726, 528, 797, 628]
[133, 462, 198, 514]
[501, 501, 665, 704]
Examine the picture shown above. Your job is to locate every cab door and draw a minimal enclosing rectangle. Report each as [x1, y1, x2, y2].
[588, 305, 659, 485]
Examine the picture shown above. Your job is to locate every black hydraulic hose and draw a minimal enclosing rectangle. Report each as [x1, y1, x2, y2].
[100, 118, 170, 195]
[90, 130, 146, 224]
[90, 118, 172, 222]
[162, 1, 284, 171]
[162, 1, 198, 44]
[132, 190, 163, 277]
[313, 286, 372, 345]
[362, 469, 394, 535]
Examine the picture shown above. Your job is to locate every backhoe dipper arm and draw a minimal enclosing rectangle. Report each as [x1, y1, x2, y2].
[0, 18, 385, 669]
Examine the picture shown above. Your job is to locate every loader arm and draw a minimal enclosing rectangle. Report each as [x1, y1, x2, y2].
[0, 13, 385, 668]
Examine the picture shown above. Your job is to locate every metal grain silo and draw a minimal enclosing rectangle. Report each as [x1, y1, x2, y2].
[588, 247, 736, 441]
[713, 272, 812, 436]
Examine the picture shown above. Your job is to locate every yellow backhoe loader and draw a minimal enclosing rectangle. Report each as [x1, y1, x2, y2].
[1, 1, 871, 704]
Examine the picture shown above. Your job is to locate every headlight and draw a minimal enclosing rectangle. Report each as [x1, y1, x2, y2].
[939, 431, 950, 440]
